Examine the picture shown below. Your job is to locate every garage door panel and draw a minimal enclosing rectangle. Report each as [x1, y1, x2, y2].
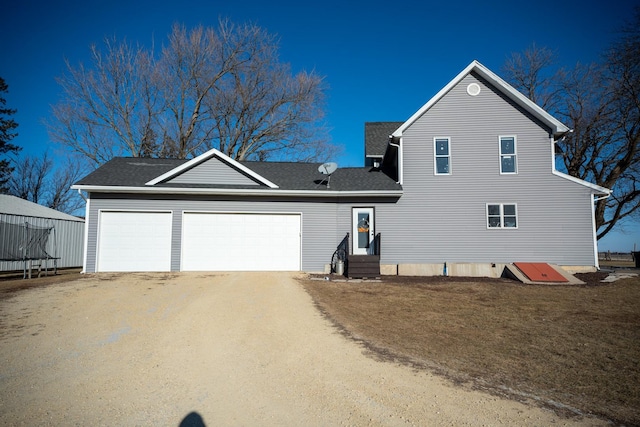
[98, 211, 172, 272]
[182, 213, 300, 271]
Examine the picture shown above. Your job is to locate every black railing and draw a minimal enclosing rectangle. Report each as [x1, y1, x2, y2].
[373, 233, 381, 256]
[331, 233, 349, 273]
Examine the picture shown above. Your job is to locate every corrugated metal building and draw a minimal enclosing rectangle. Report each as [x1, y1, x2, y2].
[0, 195, 84, 271]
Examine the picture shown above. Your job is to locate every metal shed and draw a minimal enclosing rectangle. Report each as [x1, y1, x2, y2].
[0, 195, 84, 272]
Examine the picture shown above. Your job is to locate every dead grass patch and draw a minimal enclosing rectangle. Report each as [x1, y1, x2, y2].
[300, 274, 640, 425]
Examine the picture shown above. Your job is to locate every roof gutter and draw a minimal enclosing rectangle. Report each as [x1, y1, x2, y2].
[70, 184, 403, 198]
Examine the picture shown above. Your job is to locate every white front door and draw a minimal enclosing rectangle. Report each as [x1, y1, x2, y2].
[352, 207, 374, 255]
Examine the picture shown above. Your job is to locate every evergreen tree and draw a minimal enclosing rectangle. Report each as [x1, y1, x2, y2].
[0, 77, 21, 192]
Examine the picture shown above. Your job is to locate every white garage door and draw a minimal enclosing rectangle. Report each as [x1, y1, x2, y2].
[182, 213, 301, 271]
[97, 211, 172, 272]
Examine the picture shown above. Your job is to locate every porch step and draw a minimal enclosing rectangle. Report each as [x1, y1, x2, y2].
[347, 255, 380, 278]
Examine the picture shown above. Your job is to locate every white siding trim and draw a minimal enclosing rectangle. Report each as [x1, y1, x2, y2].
[72, 185, 403, 198]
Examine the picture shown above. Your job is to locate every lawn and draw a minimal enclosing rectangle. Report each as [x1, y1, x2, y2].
[300, 273, 640, 425]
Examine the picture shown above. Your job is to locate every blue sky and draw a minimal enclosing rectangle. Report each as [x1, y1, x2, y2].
[1, 0, 638, 251]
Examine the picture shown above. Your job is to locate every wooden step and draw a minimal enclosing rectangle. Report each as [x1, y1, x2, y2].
[347, 255, 380, 278]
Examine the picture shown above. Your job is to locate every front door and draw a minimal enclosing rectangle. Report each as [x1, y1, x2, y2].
[352, 207, 374, 255]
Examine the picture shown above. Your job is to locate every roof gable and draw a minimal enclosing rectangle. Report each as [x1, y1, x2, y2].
[164, 156, 261, 186]
[146, 148, 278, 188]
[392, 60, 570, 139]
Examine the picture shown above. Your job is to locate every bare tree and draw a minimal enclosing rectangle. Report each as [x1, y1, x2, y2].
[503, 12, 640, 240]
[9, 153, 85, 215]
[49, 19, 335, 167]
[503, 43, 562, 111]
[9, 153, 51, 204]
[47, 157, 86, 214]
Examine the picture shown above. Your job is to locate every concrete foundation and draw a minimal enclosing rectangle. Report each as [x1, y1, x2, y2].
[561, 265, 597, 274]
[380, 264, 398, 275]
[398, 263, 444, 276]
[393, 262, 595, 278]
[398, 263, 507, 278]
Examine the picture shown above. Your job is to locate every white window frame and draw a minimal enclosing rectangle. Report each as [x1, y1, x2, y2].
[486, 203, 518, 229]
[434, 137, 451, 175]
[499, 135, 517, 174]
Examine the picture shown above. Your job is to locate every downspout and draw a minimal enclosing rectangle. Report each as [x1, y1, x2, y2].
[389, 136, 402, 185]
[591, 192, 611, 270]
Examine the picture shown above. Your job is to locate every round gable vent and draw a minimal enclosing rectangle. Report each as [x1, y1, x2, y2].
[467, 83, 481, 96]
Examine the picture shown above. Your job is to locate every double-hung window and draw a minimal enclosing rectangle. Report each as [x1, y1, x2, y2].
[499, 136, 517, 174]
[434, 137, 451, 175]
[487, 203, 517, 228]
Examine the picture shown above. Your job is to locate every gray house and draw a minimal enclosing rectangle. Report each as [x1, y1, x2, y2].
[72, 61, 609, 276]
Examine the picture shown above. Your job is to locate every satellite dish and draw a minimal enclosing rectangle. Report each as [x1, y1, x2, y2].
[318, 162, 338, 175]
[317, 162, 338, 189]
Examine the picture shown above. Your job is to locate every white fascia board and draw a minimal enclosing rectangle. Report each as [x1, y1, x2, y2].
[145, 148, 279, 188]
[552, 170, 610, 195]
[392, 60, 570, 139]
[71, 184, 402, 198]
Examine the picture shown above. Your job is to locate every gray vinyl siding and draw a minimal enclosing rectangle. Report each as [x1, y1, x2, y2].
[167, 157, 259, 185]
[0, 214, 85, 271]
[85, 193, 403, 273]
[85, 193, 351, 273]
[382, 72, 597, 266]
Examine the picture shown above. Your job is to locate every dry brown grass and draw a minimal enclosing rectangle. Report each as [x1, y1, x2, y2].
[301, 274, 640, 425]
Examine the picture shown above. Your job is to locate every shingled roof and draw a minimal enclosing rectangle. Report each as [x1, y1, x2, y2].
[364, 122, 403, 158]
[75, 157, 402, 193]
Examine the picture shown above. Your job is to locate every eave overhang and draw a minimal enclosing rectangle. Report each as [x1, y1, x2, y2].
[71, 184, 403, 198]
[552, 170, 611, 196]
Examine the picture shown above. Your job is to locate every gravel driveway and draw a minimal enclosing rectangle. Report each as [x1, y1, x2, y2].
[0, 272, 601, 426]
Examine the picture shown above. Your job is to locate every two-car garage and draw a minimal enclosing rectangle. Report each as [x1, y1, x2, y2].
[96, 211, 301, 272]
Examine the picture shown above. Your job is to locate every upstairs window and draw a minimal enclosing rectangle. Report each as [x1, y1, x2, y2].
[487, 203, 518, 228]
[434, 137, 451, 175]
[499, 136, 517, 174]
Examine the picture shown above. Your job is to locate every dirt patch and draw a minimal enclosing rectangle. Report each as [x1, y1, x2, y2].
[301, 273, 640, 425]
[0, 268, 84, 298]
[0, 272, 609, 426]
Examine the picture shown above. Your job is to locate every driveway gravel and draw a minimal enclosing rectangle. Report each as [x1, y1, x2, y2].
[0, 272, 604, 426]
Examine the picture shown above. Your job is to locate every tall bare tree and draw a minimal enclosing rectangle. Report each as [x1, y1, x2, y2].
[503, 43, 562, 111]
[9, 153, 85, 214]
[0, 77, 21, 192]
[49, 19, 335, 167]
[502, 12, 640, 240]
